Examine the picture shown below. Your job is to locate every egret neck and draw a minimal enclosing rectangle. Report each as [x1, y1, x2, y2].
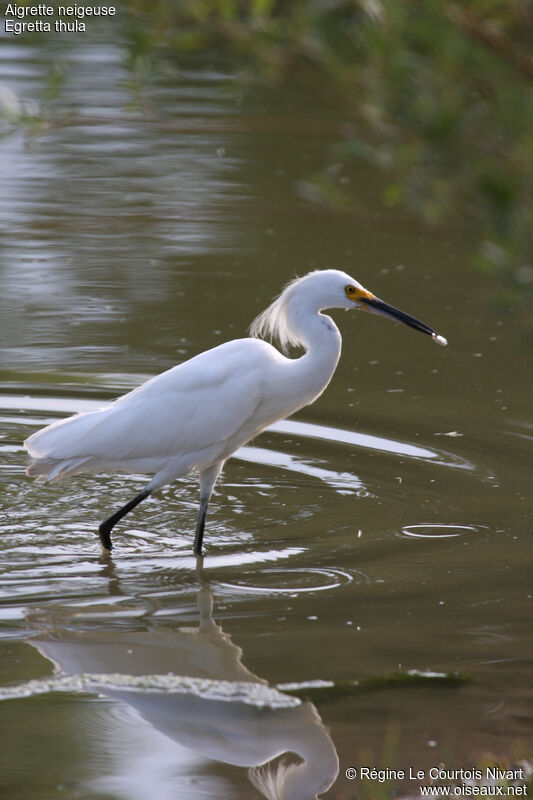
[282, 298, 342, 411]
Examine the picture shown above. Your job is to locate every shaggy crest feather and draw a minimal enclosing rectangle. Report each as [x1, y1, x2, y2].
[249, 271, 324, 353]
[248, 760, 301, 800]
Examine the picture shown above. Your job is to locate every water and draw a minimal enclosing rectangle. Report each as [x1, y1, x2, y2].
[1, 29, 532, 800]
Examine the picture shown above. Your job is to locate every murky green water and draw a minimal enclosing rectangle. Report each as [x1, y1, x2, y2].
[1, 29, 532, 800]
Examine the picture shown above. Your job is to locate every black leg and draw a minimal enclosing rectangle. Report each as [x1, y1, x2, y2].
[98, 489, 151, 550]
[193, 497, 209, 556]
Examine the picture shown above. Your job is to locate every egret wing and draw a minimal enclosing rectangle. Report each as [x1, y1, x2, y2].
[25, 339, 269, 466]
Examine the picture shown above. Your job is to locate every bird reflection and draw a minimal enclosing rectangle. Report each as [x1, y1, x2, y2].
[27, 559, 339, 800]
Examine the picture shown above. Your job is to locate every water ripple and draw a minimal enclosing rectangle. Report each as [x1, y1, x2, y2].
[398, 523, 488, 540]
[216, 566, 368, 596]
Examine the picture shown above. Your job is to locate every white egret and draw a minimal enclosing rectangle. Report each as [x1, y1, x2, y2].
[24, 269, 447, 554]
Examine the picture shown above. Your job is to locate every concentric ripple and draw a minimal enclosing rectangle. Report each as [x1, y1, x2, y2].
[216, 566, 368, 595]
[399, 524, 487, 540]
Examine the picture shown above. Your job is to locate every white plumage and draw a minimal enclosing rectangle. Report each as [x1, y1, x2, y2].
[24, 269, 446, 553]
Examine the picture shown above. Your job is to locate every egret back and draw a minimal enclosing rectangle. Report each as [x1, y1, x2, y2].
[24, 338, 283, 483]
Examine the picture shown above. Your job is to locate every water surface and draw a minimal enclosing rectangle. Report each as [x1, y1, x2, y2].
[0, 27, 532, 800]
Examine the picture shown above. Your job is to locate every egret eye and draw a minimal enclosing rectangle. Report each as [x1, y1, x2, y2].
[345, 285, 357, 298]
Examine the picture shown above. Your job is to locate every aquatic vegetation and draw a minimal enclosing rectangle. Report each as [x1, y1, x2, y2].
[278, 669, 470, 703]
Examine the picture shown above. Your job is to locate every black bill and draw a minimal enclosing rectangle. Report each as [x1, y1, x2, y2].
[360, 296, 447, 346]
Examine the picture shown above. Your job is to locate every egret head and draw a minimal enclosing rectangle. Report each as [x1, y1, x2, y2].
[250, 269, 447, 351]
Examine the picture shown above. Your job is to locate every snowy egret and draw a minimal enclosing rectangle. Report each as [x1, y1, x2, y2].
[25, 269, 447, 554]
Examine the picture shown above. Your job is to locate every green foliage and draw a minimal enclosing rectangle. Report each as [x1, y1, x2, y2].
[120, 0, 533, 317]
[5, 1, 530, 313]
